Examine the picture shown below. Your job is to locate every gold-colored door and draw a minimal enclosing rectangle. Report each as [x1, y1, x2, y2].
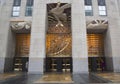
[16, 34, 30, 57]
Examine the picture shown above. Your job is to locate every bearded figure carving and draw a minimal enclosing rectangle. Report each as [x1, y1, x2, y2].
[49, 2, 71, 26]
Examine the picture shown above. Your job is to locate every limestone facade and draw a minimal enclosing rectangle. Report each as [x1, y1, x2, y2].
[0, 0, 120, 73]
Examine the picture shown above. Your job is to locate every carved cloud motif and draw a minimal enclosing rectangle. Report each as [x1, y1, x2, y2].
[11, 21, 31, 30]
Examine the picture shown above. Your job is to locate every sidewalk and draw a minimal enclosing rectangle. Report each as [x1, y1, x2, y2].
[95, 72, 120, 83]
[0, 72, 119, 84]
[0, 72, 21, 81]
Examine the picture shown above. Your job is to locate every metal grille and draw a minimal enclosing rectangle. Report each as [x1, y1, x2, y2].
[16, 34, 30, 57]
[87, 34, 104, 57]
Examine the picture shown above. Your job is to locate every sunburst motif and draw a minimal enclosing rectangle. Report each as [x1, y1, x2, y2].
[87, 20, 108, 29]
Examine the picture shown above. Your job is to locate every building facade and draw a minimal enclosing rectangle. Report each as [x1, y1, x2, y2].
[0, 0, 120, 74]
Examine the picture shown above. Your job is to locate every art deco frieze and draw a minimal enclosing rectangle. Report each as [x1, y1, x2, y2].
[86, 20, 108, 33]
[87, 20, 108, 29]
[10, 21, 31, 33]
[49, 2, 70, 26]
[46, 34, 72, 57]
[47, 3, 71, 34]
[46, 3, 72, 57]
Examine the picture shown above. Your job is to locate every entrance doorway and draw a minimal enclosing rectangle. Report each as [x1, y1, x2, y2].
[87, 34, 106, 72]
[45, 34, 72, 73]
[45, 3, 72, 73]
[46, 57, 72, 72]
[13, 34, 30, 72]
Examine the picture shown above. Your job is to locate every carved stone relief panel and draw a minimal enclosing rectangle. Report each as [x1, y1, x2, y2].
[10, 21, 31, 33]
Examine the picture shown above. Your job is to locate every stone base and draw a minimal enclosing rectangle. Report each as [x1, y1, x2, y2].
[28, 58, 44, 74]
[105, 56, 113, 71]
[113, 57, 120, 72]
[0, 57, 5, 73]
[4, 57, 14, 72]
[73, 58, 88, 74]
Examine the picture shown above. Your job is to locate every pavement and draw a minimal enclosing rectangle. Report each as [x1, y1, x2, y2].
[0, 72, 120, 84]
